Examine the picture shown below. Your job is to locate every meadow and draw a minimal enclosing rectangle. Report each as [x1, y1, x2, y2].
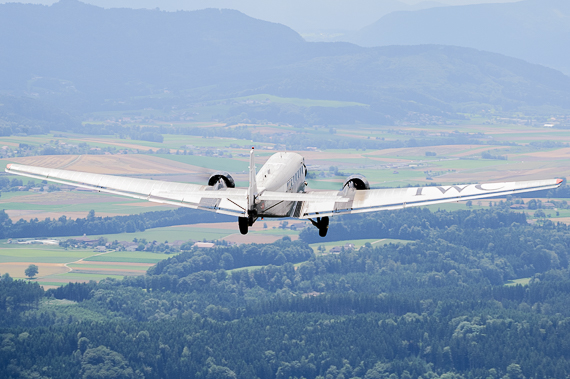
[0, 219, 307, 286]
[2, 103, 568, 287]
[309, 238, 411, 255]
[0, 241, 168, 287]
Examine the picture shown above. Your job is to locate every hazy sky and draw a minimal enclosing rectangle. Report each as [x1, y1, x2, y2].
[1, 0, 523, 32]
[0, 0, 522, 5]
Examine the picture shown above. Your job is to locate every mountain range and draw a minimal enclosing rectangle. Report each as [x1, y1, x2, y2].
[0, 0, 569, 121]
[341, 0, 570, 75]
[12, 0, 447, 34]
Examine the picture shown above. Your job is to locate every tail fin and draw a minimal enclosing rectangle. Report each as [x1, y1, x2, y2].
[248, 147, 258, 214]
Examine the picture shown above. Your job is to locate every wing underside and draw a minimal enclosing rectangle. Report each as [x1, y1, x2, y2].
[6, 163, 562, 220]
[6, 163, 248, 217]
[296, 179, 562, 218]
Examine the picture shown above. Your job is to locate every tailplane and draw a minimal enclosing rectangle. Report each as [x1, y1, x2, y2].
[239, 147, 259, 235]
[247, 147, 258, 216]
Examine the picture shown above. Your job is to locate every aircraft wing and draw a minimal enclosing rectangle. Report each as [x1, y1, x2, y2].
[6, 163, 562, 220]
[5, 163, 248, 217]
[266, 179, 562, 219]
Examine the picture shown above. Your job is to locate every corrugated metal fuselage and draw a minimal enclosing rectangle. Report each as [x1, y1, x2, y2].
[255, 152, 306, 218]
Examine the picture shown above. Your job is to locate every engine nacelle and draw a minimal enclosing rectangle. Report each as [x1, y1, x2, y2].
[208, 171, 236, 189]
[342, 174, 370, 190]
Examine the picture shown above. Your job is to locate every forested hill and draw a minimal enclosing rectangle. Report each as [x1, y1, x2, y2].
[1, 0, 570, 117]
[0, 0, 304, 111]
[0, 95, 80, 136]
[343, 0, 570, 75]
[4, 208, 570, 378]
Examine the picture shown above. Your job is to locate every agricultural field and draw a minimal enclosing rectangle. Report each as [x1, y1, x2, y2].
[64, 220, 303, 246]
[0, 242, 159, 287]
[0, 190, 173, 221]
[83, 94, 368, 123]
[309, 238, 411, 255]
[3, 117, 570, 190]
[0, 219, 306, 287]
[1, 104, 569, 287]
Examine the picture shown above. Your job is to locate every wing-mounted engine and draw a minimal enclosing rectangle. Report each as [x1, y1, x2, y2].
[208, 171, 236, 190]
[342, 174, 370, 190]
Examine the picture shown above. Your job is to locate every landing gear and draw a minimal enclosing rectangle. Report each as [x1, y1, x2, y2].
[238, 217, 249, 235]
[310, 216, 329, 237]
[238, 213, 258, 235]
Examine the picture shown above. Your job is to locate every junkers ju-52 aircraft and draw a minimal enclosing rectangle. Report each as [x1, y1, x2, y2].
[5, 148, 563, 237]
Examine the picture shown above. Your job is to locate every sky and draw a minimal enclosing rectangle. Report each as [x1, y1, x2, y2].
[1, 0, 523, 33]
[0, 0, 522, 5]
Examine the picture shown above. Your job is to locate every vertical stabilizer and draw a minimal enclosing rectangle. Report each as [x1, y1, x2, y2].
[248, 147, 258, 214]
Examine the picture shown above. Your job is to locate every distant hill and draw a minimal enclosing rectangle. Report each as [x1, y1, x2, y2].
[82, 0, 444, 35]
[258, 45, 570, 115]
[0, 0, 305, 109]
[0, 0, 569, 122]
[0, 95, 80, 136]
[341, 0, 570, 75]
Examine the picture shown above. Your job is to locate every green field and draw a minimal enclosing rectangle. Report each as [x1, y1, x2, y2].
[85, 94, 368, 123]
[0, 245, 90, 263]
[433, 159, 511, 171]
[0, 241, 165, 285]
[0, 242, 162, 286]
[0, 242, 167, 265]
[505, 277, 532, 286]
[84, 251, 167, 263]
[66, 263, 149, 270]
[3, 112, 570, 288]
[161, 134, 255, 148]
[47, 272, 125, 281]
[255, 227, 301, 236]
[155, 154, 249, 172]
[0, 191, 169, 216]
[310, 238, 411, 254]
[65, 225, 235, 244]
[232, 94, 367, 108]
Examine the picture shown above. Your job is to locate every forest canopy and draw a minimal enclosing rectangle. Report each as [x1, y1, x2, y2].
[3, 208, 570, 378]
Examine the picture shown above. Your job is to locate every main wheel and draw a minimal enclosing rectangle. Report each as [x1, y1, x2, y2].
[318, 217, 329, 237]
[238, 217, 249, 235]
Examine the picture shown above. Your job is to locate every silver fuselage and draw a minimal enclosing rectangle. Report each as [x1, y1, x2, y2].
[255, 152, 306, 218]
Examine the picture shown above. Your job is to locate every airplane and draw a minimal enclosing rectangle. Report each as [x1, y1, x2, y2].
[5, 147, 563, 237]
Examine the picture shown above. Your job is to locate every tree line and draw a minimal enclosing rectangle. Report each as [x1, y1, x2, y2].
[4, 208, 570, 378]
[0, 207, 231, 239]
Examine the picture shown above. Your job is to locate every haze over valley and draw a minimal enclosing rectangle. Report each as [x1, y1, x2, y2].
[341, 0, 570, 75]
[0, 0, 523, 35]
[2, 1, 570, 378]
[1, 0, 569, 127]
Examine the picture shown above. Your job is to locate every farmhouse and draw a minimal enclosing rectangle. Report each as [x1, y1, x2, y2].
[194, 242, 215, 248]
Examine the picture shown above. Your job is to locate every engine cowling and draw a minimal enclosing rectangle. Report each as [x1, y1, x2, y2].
[342, 174, 370, 190]
[208, 171, 236, 189]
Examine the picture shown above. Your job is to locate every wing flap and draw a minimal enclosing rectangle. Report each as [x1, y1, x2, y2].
[6, 163, 247, 217]
[299, 179, 562, 218]
[6, 163, 561, 220]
